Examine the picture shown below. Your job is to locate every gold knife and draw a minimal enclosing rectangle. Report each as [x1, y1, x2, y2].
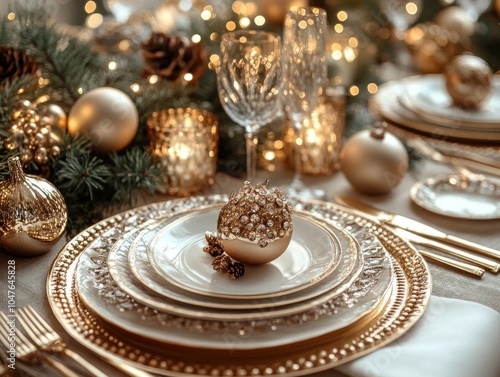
[390, 227, 497, 274]
[335, 196, 500, 261]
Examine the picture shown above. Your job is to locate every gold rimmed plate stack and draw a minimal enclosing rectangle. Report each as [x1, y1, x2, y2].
[371, 75, 500, 143]
[47, 195, 431, 376]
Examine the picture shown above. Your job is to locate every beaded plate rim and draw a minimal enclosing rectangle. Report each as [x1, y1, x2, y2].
[46, 196, 432, 376]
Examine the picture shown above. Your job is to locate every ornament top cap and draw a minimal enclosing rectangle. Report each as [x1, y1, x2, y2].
[370, 122, 387, 140]
[7, 156, 25, 183]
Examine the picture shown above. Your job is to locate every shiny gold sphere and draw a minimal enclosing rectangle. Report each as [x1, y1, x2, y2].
[217, 181, 293, 265]
[68, 87, 139, 154]
[0, 157, 67, 257]
[340, 127, 409, 195]
[43, 104, 68, 131]
[445, 54, 492, 109]
[434, 6, 475, 37]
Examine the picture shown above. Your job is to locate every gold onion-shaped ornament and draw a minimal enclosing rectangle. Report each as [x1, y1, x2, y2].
[217, 181, 293, 265]
[0, 157, 68, 257]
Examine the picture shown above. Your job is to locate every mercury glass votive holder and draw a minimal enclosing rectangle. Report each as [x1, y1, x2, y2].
[284, 86, 346, 176]
[147, 108, 218, 196]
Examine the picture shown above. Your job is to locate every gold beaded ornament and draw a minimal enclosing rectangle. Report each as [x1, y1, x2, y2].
[202, 181, 293, 278]
[3, 100, 66, 167]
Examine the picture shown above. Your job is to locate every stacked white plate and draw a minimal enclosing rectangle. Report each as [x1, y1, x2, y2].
[371, 74, 500, 143]
[47, 196, 431, 376]
[75, 201, 398, 350]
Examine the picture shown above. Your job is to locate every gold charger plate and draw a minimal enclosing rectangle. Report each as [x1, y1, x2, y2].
[46, 196, 431, 376]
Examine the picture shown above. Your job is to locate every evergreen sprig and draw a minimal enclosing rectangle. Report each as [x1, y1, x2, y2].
[109, 147, 163, 206]
[54, 149, 110, 201]
[9, 7, 104, 109]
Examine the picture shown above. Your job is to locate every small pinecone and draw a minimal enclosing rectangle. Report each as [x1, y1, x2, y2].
[212, 255, 232, 273]
[205, 231, 219, 246]
[227, 261, 245, 280]
[0, 46, 39, 84]
[203, 243, 224, 257]
[141, 32, 206, 84]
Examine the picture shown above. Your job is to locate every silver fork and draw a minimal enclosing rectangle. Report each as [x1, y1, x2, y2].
[16, 306, 108, 377]
[0, 312, 79, 377]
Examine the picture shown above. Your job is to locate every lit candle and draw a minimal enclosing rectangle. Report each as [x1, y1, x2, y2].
[147, 108, 218, 196]
[285, 86, 346, 175]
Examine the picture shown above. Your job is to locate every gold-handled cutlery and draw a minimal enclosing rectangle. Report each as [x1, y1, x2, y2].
[335, 195, 500, 262]
[16, 306, 156, 377]
[0, 312, 79, 377]
[410, 137, 500, 183]
[391, 227, 493, 274]
[16, 306, 108, 377]
[417, 249, 485, 277]
[443, 153, 500, 178]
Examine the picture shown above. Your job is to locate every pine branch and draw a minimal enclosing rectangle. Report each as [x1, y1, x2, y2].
[8, 5, 105, 109]
[54, 149, 111, 201]
[0, 75, 39, 126]
[109, 147, 163, 205]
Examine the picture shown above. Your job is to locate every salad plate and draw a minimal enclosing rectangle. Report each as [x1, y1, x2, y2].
[146, 207, 342, 299]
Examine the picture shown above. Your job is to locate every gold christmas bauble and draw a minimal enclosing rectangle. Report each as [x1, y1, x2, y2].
[445, 54, 492, 109]
[3, 100, 65, 168]
[217, 181, 293, 265]
[434, 6, 475, 37]
[68, 87, 139, 154]
[41, 104, 68, 131]
[340, 126, 409, 195]
[0, 157, 68, 257]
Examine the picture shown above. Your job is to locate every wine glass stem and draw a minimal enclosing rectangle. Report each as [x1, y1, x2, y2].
[291, 125, 305, 189]
[244, 130, 258, 182]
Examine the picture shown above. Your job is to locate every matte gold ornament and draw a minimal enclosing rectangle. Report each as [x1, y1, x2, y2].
[3, 100, 64, 168]
[67, 87, 139, 154]
[434, 6, 475, 37]
[445, 54, 492, 109]
[340, 125, 409, 195]
[0, 157, 68, 257]
[217, 181, 293, 265]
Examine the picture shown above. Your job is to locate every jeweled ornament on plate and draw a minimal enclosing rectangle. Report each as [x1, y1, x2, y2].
[214, 181, 293, 265]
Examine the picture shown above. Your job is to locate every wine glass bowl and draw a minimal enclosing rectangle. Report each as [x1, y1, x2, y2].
[378, 0, 423, 39]
[283, 7, 328, 122]
[282, 6, 328, 198]
[217, 31, 283, 182]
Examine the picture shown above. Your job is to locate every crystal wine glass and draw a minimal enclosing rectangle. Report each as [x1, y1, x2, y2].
[378, 0, 423, 39]
[217, 30, 283, 183]
[282, 6, 328, 198]
[455, 0, 490, 21]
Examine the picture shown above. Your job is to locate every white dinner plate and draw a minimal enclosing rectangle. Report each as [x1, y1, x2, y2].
[372, 78, 500, 142]
[410, 174, 500, 219]
[74, 198, 394, 350]
[404, 75, 500, 127]
[146, 207, 342, 299]
[117, 209, 363, 310]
